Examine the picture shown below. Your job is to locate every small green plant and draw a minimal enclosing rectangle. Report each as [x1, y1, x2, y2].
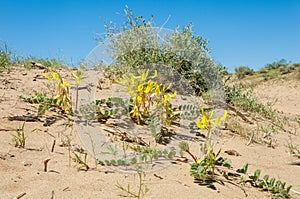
[116, 166, 149, 199]
[287, 137, 300, 158]
[20, 91, 51, 104]
[73, 151, 89, 171]
[179, 108, 229, 181]
[71, 70, 86, 111]
[97, 146, 176, 167]
[180, 136, 292, 198]
[20, 91, 57, 116]
[10, 122, 39, 148]
[11, 121, 27, 148]
[75, 97, 123, 123]
[237, 164, 292, 198]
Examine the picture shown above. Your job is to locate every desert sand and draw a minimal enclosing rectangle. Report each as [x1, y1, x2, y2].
[0, 66, 299, 199]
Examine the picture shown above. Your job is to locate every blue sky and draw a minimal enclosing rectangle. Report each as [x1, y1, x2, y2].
[1, 0, 299, 72]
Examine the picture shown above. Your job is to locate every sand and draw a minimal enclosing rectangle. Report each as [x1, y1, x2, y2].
[0, 67, 299, 199]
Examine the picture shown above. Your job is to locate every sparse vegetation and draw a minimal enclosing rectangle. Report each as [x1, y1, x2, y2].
[287, 137, 300, 158]
[11, 121, 27, 148]
[225, 83, 276, 119]
[73, 151, 90, 171]
[0, 44, 12, 72]
[237, 164, 292, 198]
[116, 167, 149, 199]
[235, 66, 254, 79]
[179, 109, 229, 181]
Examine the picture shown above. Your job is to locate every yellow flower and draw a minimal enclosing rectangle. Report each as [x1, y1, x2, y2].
[170, 91, 177, 98]
[155, 85, 161, 97]
[214, 117, 221, 128]
[52, 73, 59, 81]
[145, 83, 153, 94]
[130, 106, 140, 117]
[196, 108, 212, 130]
[45, 73, 52, 80]
[164, 95, 170, 103]
[136, 95, 143, 103]
[62, 81, 69, 87]
[223, 110, 228, 121]
[214, 110, 228, 127]
[137, 85, 144, 92]
[152, 70, 158, 78]
[197, 158, 203, 164]
[196, 115, 208, 130]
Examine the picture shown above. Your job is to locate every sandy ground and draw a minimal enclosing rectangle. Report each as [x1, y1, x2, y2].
[0, 67, 299, 199]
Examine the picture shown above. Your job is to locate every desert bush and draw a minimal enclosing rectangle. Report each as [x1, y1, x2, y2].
[101, 7, 226, 96]
[234, 66, 253, 79]
[279, 65, 294, 75]
[264, 58, 288, 70]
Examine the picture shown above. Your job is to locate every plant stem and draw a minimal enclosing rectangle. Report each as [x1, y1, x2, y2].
[75, 84, 79, 111]
[138, 170, 142, 199]
[186, 150, 198, 163]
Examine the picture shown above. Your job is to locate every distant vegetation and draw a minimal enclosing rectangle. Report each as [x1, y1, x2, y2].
[234, 66, 254, 79]
[0, 44, 68, 72]
[0, 44, 12, 72]
[233, 58, 300, 80]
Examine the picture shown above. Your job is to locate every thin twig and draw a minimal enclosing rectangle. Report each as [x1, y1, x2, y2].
[50, 190, 54, 199]
[13, 192, 26, 199]
[51, 139, 56, 152]
[44, 159, 51, 172]
[246, 131, 254, 146]
[211, 100, 253, 124]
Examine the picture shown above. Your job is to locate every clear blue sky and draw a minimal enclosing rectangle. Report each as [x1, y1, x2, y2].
[1, 0, 299, 72]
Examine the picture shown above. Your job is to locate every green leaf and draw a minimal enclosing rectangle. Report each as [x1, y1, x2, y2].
[257, 180, 265, 188]
[236, 163, 248, 174]
[263, 175, 269, 182]
[280, 182, 286, 189]
[179, 141, 189, 151]
[130, 157, 137, 164]
[286, 185, 292, 193]
[250, 169, 260, 181]
[104, 160, 111, 166]
[118, 159, 126, 165]
[168, 150, 176, 159]
[111, 159, 117, 166]
[269, 178, 275, 187]
[222, 160, 232, 168]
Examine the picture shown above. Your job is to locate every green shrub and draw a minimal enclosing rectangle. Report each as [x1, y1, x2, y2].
[264, 58, 288, 70]
[101, 7, 225, 96]
[234, 66, 253, 79]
